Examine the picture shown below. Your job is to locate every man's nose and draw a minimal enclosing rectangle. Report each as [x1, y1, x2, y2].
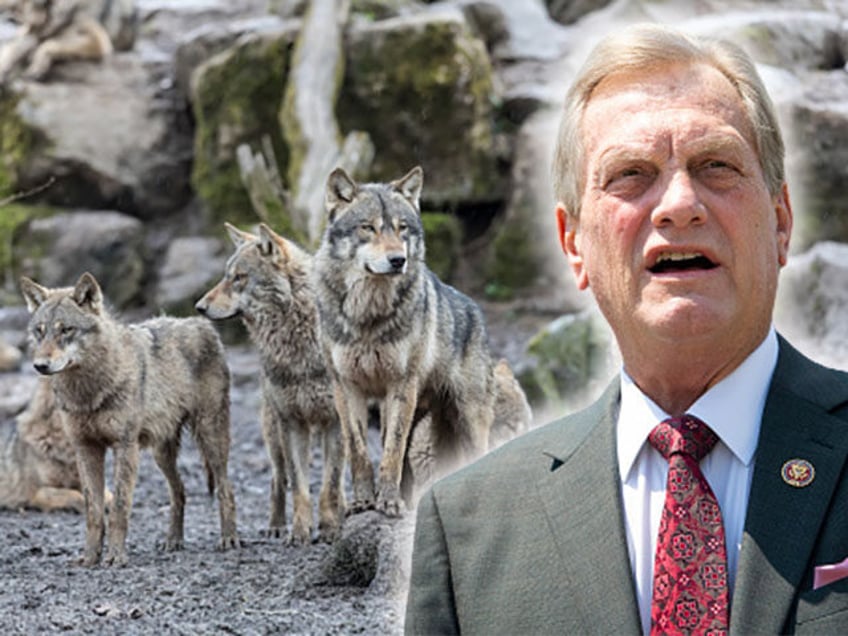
[651, 170, 706, 228]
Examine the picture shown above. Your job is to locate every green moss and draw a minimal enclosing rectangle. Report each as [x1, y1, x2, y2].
[484, 213, 537, 300]
[0, 203, 53, 290]
[191, 30, 297, 229]
[338, 16, 500, 202]
[421, 212, 462, 281]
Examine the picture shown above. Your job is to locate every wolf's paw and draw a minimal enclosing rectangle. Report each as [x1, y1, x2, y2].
[75, 553, 101, 568]
[261, 525, 286, 539]
[219, 534, 241, 550]
[317, 521, 342, 543]
[158, 537, 184, 552]
[376, 492, 406, 518]
[103, 549, 128, 568]
[289, 523, 312, 546]
[346, 497, 375, 516]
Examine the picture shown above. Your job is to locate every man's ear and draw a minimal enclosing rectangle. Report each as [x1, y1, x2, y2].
[774, 182, 793, 267]
[556, 203, 589, 291]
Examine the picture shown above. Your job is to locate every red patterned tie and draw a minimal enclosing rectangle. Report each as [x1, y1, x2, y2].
[649, 415, 729, 636]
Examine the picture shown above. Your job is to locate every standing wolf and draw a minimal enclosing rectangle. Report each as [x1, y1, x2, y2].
[314, 166, 495, 517]
[196, 223, 345, 544]
[0, 0, 138, 82]
[20, 272, 239, 566]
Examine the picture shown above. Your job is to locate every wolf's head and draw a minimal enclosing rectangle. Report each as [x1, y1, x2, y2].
[19, 272, 105, 376]
[196, 223, 310, 322]
[322, 167, 426, 279]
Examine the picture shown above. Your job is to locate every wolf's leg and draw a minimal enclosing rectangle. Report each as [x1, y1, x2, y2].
[151, 441, 185, 552]
[317, 416, 345, 542]
[31, 486, 85, 513]
[377, 379, 419, 517]
[333, 382, 374, 514]
[194, 409, 240, 550]
[260, 400, 287, 538]
[284, 421, 312, 545]
[104, 438, 139, 566]
[75, 439, 106, 567]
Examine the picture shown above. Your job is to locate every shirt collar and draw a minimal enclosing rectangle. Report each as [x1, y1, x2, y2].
[617, 328, 779, 481]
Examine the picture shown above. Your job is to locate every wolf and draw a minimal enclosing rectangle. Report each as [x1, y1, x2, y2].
[196, 223, 345, 544]
[20, 272, 239, 567]
[0, 377, 84, 512]
[314, 166, 496, 517]
[0, 0, 138, 82]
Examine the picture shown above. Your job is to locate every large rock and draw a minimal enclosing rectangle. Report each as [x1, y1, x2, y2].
[545, 0, 615, 25]
[518, 308, 618, 411]
[12, 211, 146, 309]
[190, 25, 299, 229]
[154, 236, 228, 314]
[0, 57, 193, 219]
[339, 10, 506, 206]
[776, 241, 848, 370]
[786, 71, 848, 248]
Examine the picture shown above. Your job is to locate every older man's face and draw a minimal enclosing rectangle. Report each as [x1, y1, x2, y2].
[559, 62, 792, 359]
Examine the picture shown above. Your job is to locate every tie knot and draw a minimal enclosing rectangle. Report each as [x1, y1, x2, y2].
[648, 414, 718, 462]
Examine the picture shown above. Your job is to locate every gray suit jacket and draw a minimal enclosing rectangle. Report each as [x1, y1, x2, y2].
[405, 338, 848, 634]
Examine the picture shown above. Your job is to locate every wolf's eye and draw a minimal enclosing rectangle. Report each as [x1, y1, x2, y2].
[232, 273, 246, 285]
[397, 222, 408, 232]
[359, 223, 376, 233]
[61, 325, 76, 336]
[33, 324, 46, 339]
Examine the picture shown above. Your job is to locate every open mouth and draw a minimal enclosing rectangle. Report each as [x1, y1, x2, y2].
[648, 252, 718, 274]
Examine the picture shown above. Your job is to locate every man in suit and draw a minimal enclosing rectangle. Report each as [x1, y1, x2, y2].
[405, 23, 848, 635]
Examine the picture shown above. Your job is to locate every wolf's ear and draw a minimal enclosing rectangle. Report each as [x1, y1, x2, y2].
[257, 223, 289, 262]
[20, 276, 49, 313]
[225, 222, 253, 248]
[72, 272, 103, 314]
[326, 168, 357, 222]
[392, 166, 423, 211]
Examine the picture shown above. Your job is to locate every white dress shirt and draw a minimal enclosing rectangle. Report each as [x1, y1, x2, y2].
[617, 329, 779, 636]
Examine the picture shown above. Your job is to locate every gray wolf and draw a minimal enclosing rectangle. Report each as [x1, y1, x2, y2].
[0, 0, 138, 82]
[314, 166, 495, 517]
[196, 222, 344, 544]
[20, 272, 239, 566]
[0, 377, 84, 512]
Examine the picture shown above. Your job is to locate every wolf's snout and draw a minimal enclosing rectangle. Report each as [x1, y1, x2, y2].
[389, 256, 406, 271]
[195, 299, 208, 315]
[33, 361, 52, 375]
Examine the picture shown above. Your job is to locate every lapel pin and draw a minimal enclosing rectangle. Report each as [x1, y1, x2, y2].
[781, 458, 815, 488]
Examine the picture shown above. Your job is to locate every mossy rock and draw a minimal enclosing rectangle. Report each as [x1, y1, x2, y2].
[422, 211, 462, 282]
[0, 91, 39, 200]
[191, 27, 299, 231]
[0, 203, 53, 305]
[339, 13, 503, 205]
[484, 210, 536, 300]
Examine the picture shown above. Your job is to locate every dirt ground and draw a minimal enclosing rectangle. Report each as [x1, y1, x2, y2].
[0, 344, 410, 635]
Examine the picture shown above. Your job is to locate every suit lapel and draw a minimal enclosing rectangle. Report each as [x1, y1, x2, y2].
[731, 340, 848, 634]
[536, 381, 643, 634]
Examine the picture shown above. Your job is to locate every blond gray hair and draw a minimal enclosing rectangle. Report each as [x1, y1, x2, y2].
[552, 23, 785, 218]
